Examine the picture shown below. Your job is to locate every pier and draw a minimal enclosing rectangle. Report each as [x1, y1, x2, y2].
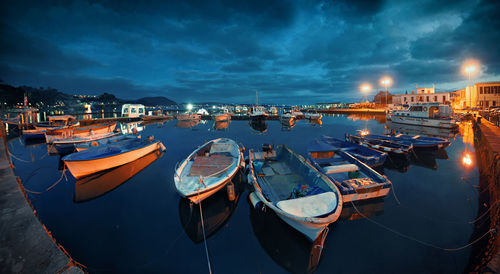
[0, 124, 83, 273]
[318, 108, 386, 114]
[469, 117, 500, 273]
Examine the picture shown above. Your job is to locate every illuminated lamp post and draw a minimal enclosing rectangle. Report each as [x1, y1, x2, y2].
[380, 77, 392, 109]
[360, 83, 372, 103]
[462, 60, 480, 109]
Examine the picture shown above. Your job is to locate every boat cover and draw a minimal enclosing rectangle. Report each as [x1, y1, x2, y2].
[276, 192, 337, 218]
[324, 164, 358, 174]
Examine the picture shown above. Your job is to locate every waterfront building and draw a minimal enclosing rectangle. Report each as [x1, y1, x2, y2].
[392, 85, 451, 106]
[315, 102, 341, 109]
[452, 81, 500, 109]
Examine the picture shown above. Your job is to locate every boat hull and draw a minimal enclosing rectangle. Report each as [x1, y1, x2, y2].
[275, 211, 329, 241]
[390, 115, 458, 129]
[341, 187, 390, 203]
[64, 141, 163, 179]
[214, 114, 231, 122]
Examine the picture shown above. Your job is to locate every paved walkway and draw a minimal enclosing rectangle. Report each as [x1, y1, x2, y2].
[479, 119, 500, 153]
[0, 127, 83, 273]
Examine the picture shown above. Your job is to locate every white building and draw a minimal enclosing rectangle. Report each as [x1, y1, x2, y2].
[392, 85, 451, 105]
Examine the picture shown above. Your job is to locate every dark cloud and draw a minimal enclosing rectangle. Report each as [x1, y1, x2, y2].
[0, 0, 499, 104]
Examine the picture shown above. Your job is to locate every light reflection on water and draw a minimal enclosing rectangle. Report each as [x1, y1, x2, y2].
[7, 114, 480, 273]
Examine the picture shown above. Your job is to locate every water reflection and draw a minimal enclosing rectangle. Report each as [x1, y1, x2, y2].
[176, 119, 201, 129]
[340, 199, 385, 221]
[250, 206, 326, 274]
[74, 150, 163, 202]
[178, 178, 243, 243]
[213, 120, 230, 131]
[308, 119, 322, 127]
[347, 113, 386, 124]
[409, 152, 438, 170]
[280, 119, 297, 131]
[120, 121, 144, 134]
[249, 119, 267, 133]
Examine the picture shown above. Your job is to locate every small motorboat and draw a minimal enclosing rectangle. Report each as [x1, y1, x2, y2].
[174, 138, 244, 204]
[361, 133, 448, 151]
[304, 111, 322, 120]
[23, 115, 79, 141]
[280, 112, 295, 123]
[307, 140, 391, 203]
[346, 133, 413, 157]
[63, 137, 165, 179]
[247, 144, 342, 241]
[321, 136, 387, 167]
[52, 132, 121, 155]
[45, 123, 117, 144]
[213, 108, 231, 122]
[22, 129, 48, 141]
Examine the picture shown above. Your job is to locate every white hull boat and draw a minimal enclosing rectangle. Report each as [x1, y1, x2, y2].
[389, 103, 458, 129]
[174, 138, 244, 204]
[248, 145, 342, 241]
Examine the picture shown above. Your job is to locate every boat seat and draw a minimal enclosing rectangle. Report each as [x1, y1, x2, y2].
[323, 164, 358, 174]
[276, 192, 337, 218]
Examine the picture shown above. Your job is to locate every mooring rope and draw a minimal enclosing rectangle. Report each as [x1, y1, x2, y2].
[198, 199, 213, 274]
[8, 151, 31, 163]
[351, 201, 496, 251]
[23, 165, 67, 195]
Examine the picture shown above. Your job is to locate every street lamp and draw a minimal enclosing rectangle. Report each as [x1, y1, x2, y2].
[360, 83, 372, 102]
[380, 77, 392, 108]
[462, 60, 480, 109]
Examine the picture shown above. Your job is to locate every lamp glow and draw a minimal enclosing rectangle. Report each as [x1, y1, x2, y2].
[360, 83, 372, 93]
[462, 153, 472, 167]
[187, 103, 193, 111]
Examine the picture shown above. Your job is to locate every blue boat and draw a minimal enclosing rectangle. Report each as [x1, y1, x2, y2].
[307, 140, 391, 203]
[320, 136, 387, 167]
[52, 132, 122, 155]
[74, 134, 138, 152]
[360, 133, 448, 151]
[22, 129, 47, 141]
[346, 133, 413, 158]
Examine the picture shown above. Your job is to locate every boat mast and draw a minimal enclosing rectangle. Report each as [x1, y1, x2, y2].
[256, 90, 258, 105]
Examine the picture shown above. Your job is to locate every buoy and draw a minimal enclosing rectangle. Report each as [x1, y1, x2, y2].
[227, 182, 235, 201]
[249, 192, 264, 211]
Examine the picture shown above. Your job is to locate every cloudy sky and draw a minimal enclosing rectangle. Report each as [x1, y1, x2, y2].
[1, 0, 499, 104]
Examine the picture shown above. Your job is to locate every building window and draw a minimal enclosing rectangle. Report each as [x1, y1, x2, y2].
[443, 96, 446, 102]
[426, 96, 429, 102]
[411, 97, 414, 102]
[434, 96, 437, 102]
[404, 97, 407, 102]
[486, 87, 490, 94]
[480, 87, 483, 94]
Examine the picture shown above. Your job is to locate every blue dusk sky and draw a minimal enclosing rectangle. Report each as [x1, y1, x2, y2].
[1, 0, 499, 104]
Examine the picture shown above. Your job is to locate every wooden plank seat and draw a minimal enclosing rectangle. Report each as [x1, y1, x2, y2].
[188, 155, 233, 177]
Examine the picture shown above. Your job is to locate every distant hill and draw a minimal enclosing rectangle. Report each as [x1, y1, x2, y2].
[128, 96, 177, 106]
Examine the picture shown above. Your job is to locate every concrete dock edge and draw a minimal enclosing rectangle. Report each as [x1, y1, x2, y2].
[0, 123, 84, 274]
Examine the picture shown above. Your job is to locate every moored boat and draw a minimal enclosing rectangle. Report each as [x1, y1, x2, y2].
[361, 133, 449, 151]
[304, 111, 322, 120]
[388, 103, 458, 129]
[174, 138, 244, 204]
[307, 140, 391, 203]
[320, 136, 387, 167]
[213, 109, 231, 122]
[63, 137, 165, 179]
[175, 113, 201, 121]
[53, 132, 121, 155]
[45, 122, 117, 144]
[247, 144, 342, 241]
[74, 134, 138, 152]
[346, 133, 413, 157]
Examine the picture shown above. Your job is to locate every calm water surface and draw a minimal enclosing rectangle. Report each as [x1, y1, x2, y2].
[8, 115, 479, 273]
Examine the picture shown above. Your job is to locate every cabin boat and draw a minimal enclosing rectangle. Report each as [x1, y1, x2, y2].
[307, 140, 391, 203]
[174, 138, 244, 204]
[280, 112, 296, 123]
[388, 103, 458, 129]
[213, 108, 231, 122]
[346, 133, 413, 157]
[320, 136, 387, 167]
[247, 144, 342, 241]
[249, 106, 269, 120]
[268, 106, 278, 115]
[63, 137, 165, 179]
[45, 123, 117, 144]
[304, 111, 322, 120]
[121, 104, 145, 118]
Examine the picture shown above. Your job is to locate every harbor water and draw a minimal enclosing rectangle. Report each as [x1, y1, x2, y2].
[7, 114, 480, 273]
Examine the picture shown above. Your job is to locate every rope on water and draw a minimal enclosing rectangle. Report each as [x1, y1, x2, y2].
[8, 151, 31, 163]
[24, 165, 68, 195]
[199, 200, 213, 274]
[351, 201, 496, 252]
